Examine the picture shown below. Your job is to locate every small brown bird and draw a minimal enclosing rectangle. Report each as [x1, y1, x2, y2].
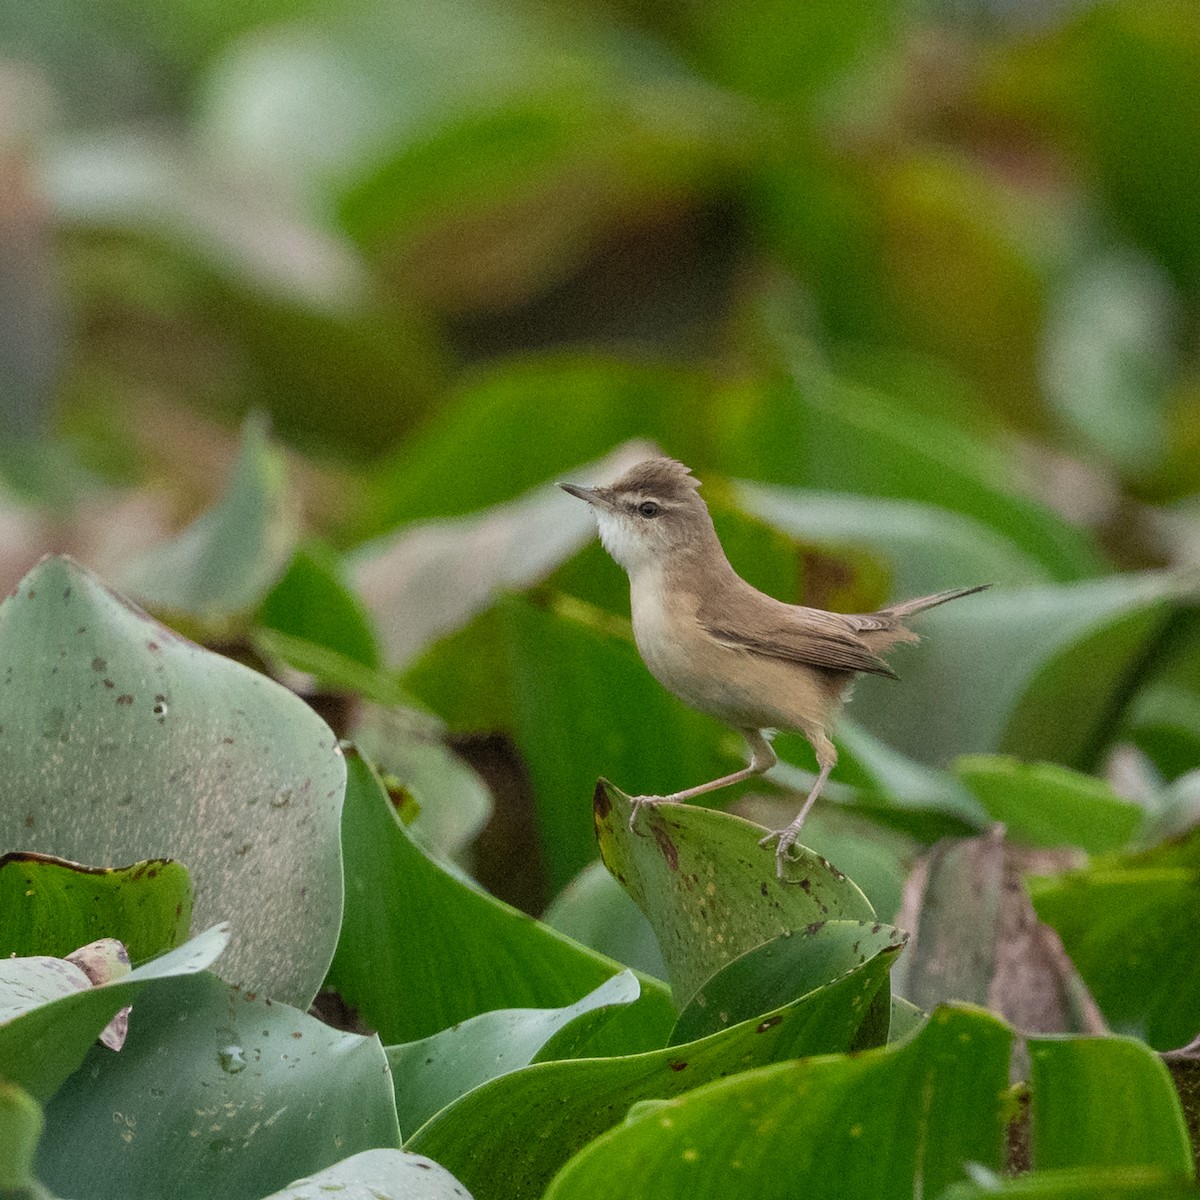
[560, 457, 988, 879]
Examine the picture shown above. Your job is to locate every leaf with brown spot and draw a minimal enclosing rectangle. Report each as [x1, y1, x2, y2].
[594, 780, 875, 1006]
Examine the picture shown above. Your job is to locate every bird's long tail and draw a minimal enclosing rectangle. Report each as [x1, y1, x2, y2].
[881, 583, 992, 620]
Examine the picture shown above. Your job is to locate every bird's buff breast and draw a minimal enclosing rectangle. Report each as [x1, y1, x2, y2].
[629, 576, 816, 729]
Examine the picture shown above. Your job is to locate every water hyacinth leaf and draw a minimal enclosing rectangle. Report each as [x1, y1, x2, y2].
[1028, 837, 1200, 1050]
[595, 781, 874, 1006]
[543, 861, 667, 980]
[955, 756, 1142, 853]
[939, 1165, 1197, 1198]
[0, 852, 192, 962]
[260, 1150, 474, 1200]
[118, 413, 297, 625]
[846, 573, 1192, 770]
[716, 371, 1102, 581]
[506, 597, 738, 894]
[388, 971, 641, 1135]
[324, 748, 673, 1050]
[256, 541, 380, 669]
[0, 556, 345, 1008]
[669, 921, 907, 1045]
[407, 959, 902, 1200]
[542, 1005, 1012, 1200]
[735, 482, 1051, 597]
[0, 924, 229, 1102]
[353, 440, 656, 668]
[0, 1081, 43, 1194]
[1028, 1035, 1192, 1174]
[34, 971, 400, 1200]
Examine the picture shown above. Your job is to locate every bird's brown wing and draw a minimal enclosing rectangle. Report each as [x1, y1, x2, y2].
[698, 598, 899, 679]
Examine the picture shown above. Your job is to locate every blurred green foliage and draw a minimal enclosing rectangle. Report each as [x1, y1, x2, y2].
[2, 0, 1200, 1196]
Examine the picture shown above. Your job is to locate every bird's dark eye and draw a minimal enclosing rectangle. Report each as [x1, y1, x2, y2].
[637, 501, 661, 518]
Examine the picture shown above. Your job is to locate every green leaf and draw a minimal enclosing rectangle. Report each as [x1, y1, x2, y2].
[955, 756, 1142, 853]
[260, 1150, 473, 1200]
[735, 482, 1051, 596]
[505, 597, 738, 894]
[352, 704, 493, 860]
[939, 1165, 1199, 1198]
[388, 971, 641, 1135]
[543, 862, 667, 981]
[670, 921, 907, 1045]
[1029, 1034, 1193, 1173]
[0, 852, 192, 962]
[256, 541, 380, 669]
[356, 357, 706, 537]
[1029, 836, 1200, 1050]
[845, 572, 1191, 770]
[542, 1005, 1012, 1200]
[407, 956, 904, 1200]
[0, 924, 229, 1102]
[0, 1081, 43, 1193]
[117, 413, 297, 626]
[353, 440, 655, 668]
[716, 371, 1102, 582]
[34, 972, 400, 1200]
[0, 555, 345, 1008]
[595, 781, 874, 1005]
[324, 748, 673, 1049]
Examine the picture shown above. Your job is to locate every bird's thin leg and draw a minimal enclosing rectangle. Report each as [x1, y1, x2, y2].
[759, 733, 836, 880]
[629, 730, 776, 832]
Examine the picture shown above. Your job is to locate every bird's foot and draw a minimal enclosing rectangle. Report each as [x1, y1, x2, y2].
[628, 794, 680, 835]
[758, 827, 804, 882]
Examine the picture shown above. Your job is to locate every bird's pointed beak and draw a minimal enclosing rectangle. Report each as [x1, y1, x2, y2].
[558, 482, 606, 507]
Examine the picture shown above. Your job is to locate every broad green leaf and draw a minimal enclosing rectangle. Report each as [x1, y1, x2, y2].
[543, 1005, 1012, 1200]
[0, 1081, 43, 1193]
[0, 556, 345, 1008]
[256, 541, 380, 669]
[1029, 836, 1200, 1050]
[324, 748, 673, 1049]
[354, 440, 655, 668]
[1127, 682, 1200, 782]
[388, 971, 641, 1134]
[261, 1150, 474, 1200]
[356, 357, 706, 537]
[0, 852, 191, 962]
[844, 572, 1191, 769]
[670, 921, 907, 1044]
[35, 972, 400, 1200]
[252, 627, 415, 707]
[0, 924, 228, 1102]
[716, 371, 1102, 582]
[543, 861, 667, 980]
[596, 780, 874, 1005]
[506, 597, 738, 894]
[407, 958, 903, 1200]
[955, 756, 1142, 853]
[939, 1165, 1199, 1198]
[352, 703, 493, 860]
[735, 482, 1051, 597]
[1029, 1035, 1192, 1174]
[118, 413, 297, 626]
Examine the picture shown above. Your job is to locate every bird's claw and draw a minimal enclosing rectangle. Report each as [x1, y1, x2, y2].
[759, 828, 804, 881]
[628, 794, 681, 836]
[628, 795, 658, 836]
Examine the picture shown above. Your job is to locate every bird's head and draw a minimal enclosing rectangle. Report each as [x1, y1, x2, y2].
[559, 457, 717, 576]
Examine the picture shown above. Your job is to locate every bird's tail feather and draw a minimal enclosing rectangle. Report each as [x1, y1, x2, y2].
[882, 583, 992, 619]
